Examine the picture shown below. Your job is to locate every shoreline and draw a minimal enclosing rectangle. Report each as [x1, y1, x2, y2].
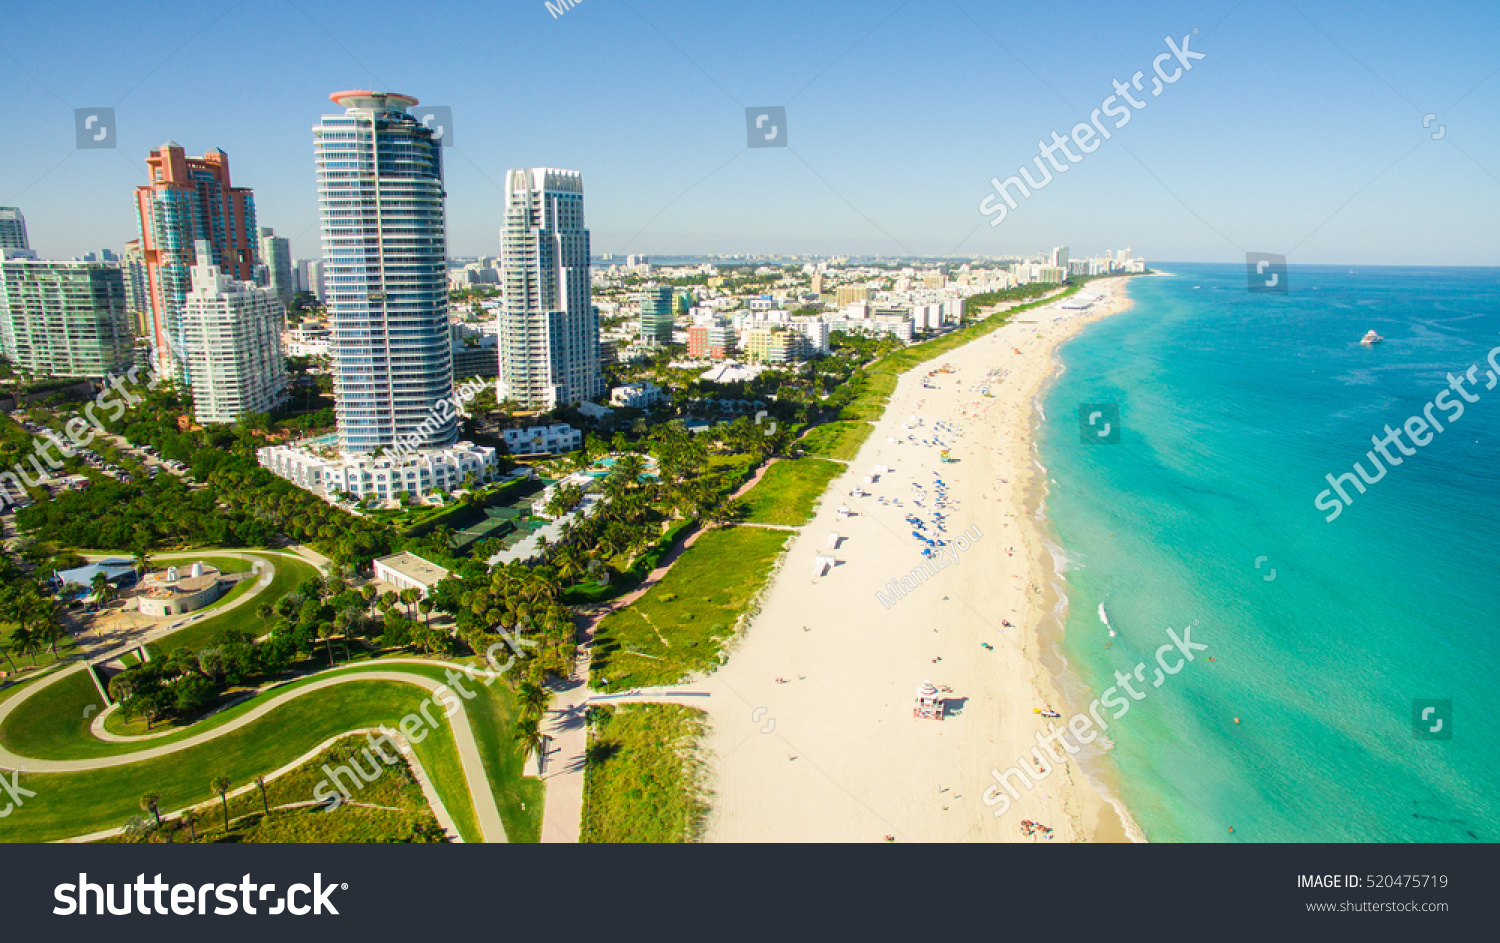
[698, 277, 1142, 842]
[1018, 281, 1151, 844]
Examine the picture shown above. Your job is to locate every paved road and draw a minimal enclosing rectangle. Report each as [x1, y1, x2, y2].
[539, 458, 788, 842]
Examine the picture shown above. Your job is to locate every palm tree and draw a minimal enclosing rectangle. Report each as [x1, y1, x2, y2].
[90, 571, 112, 608]
[122, 814, 153, 842]
[514, 714, 545, 765]
[9, 626, 37, 667]
[180, 807, 199, 841]
[34, 602, 62, 656]
[254, 776, 269, 817]
[210, 775, 232, 831]
[140, 791, 161, 830]
[316, 621, 338, 666]
[399, 588, 420, 619]
[0, 627, 19, 676]
[517, 681, 550, 720]
[132, 548, 153, 580]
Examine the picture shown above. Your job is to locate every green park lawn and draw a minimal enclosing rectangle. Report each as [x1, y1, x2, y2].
[562, 519, 693, 607]
[149, 553, 319, 655]
[739, 458, 845, 526]
[451, 661, 546, 843]
[101, 733, 446, 843]
[0, 659, 543, 843]
[590, 526, 789, 691]
[582, 703, 709, 843]
[0, 632, 82, 676]
[0, 669, 480, 843]
[797, 421, 873, 461]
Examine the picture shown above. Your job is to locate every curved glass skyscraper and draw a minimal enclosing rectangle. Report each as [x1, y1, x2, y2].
[316, 91, 454, 453]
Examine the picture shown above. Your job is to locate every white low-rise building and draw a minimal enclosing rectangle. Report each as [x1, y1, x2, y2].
[502, 423, 582, 455]
[827, 317, 914, 343]
[373, 552, 450, 598]
[610, 382, 665, 408]
[283, 324, 330, 357]
[257, 440, 497, 503]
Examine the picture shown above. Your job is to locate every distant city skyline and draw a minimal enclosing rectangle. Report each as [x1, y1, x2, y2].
[3, 0, 1499, 264]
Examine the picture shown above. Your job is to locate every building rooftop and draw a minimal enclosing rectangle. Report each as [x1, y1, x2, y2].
[374, 551, 450, 588]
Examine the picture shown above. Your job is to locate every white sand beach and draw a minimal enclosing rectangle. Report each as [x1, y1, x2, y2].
[698, 277, 1141, 843]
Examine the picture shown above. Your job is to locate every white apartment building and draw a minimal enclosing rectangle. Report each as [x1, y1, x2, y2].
[610, 382, 664, 408]
[503, 423, 583, 455]
[827, 317, 914, 343]
[257, 439, 496, 502]
[792, 317, 830, 352]
[497, 168, 603, 409]
[316, 91, 455, 454]
[284, 324, 331, 358]
[0, 250, 133, 378]
[180, 244, 289, 423]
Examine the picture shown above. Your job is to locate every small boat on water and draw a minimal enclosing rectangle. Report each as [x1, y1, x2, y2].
[1360, 330, 1383, 345]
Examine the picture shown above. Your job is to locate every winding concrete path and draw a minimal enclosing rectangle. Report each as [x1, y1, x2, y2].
[77, 549, 284, 662]
[538, 456, 795, 842]
[0, 659, 509, 843]
[63, 727, 462, 844]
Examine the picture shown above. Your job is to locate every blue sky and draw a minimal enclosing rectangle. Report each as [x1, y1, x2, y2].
[3, 0, 1499, 264]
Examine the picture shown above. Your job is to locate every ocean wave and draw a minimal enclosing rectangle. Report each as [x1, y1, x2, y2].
[1043, 538, 1085, 575]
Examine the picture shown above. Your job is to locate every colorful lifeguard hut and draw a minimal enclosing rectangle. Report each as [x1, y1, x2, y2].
[914, 680, 945, 721]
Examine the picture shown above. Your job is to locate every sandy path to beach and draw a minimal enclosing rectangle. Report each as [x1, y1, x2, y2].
[698, 278, 1137, 843]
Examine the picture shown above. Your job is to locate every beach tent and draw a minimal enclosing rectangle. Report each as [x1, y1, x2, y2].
[827, 533, 841, 550]
[813, 554, 836, 577]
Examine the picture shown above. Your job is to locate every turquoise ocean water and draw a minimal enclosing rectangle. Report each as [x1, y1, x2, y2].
[1038, 263, 1500, 842]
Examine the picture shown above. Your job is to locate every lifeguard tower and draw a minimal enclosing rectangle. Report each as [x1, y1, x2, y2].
[914, 680, 945, 721]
